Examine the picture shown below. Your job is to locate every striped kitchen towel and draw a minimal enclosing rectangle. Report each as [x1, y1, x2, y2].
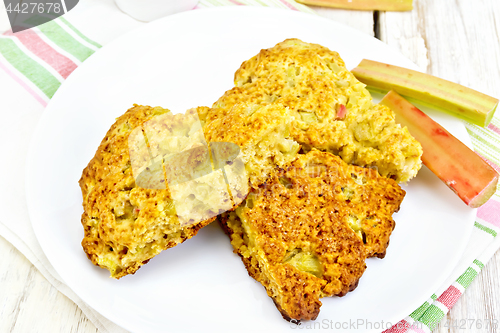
[0, 17, 101, 106]
[0, 1, 499, 333]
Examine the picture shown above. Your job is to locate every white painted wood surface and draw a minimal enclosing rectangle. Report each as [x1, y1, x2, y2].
[0, 236, 97, 333]
[0, 2, 499, 333]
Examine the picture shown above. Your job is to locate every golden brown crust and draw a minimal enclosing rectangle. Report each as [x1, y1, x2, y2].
[205, 39, 422, 183]
[298, 150, 406, 258]
[80, 105, 217, 279]
[219, 150, 405, 320]
[203, 102, 300, 188]
[79, 105, 169, 202]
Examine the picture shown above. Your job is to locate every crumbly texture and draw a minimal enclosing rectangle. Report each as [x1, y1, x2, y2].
[203, 102, 300, 188]
[219, 150, 405, 321]
[80, 105, 227, 279]
[205, 39, 422, 183]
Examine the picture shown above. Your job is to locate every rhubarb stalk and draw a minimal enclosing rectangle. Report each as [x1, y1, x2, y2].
[381, 90, 498, 208]
[352, 59, 499, 127]
[296, 0, 413, 11]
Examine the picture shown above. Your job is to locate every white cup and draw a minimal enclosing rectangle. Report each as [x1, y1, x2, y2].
[115, 0, 199, 22]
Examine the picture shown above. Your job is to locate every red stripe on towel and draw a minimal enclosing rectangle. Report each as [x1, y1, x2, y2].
[4, 30, 77, 79]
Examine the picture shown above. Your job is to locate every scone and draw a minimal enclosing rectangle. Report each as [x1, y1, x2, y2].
[202, 102, 300, 188]
[206, 39, 422, 183]
[219, 150, 406, 321]
[80, 105, 238, 278]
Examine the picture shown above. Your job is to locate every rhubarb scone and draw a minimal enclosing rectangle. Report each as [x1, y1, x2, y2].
[206, 39, 422, 183]
[202, 102, 300, 188]
[219, 150, 406, 321]
[80, 105, 236, 278]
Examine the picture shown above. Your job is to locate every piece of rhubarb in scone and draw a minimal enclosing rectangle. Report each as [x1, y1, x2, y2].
[352, 59, 499, 127]
[380, 91, 499, 208]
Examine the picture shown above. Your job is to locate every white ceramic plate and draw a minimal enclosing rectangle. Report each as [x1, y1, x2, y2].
[26, 7, 476, 333]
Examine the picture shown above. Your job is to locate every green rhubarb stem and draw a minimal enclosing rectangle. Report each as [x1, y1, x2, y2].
[352, 59, 499, 127]
[295, 0, 413, 11]
[381, 91, 498, 208]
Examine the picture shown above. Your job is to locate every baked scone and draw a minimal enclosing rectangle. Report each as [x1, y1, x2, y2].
[80, 105, 238, 278]
[205, 39, 422, 183]
[219, 150, 406, 321]
[203, 102, 300, 188]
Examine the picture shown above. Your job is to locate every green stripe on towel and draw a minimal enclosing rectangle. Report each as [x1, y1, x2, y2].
[58, 17, 102, 49]
[473, 259, 485, 269]
[456, 267, 478, 289]
[0, 38, 61, 98]
[38, 21, 95, 62]
[474, 221, 498, 237]
[418, 304, 445, 330]
[409, 300, 432, 321]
